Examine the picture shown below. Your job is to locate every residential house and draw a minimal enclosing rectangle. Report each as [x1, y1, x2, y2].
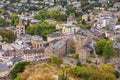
[6, 56, 23, 67]
[114, 25, 120, 34]
[113, 2, 120, 8]
[0, 62, 9, 77]
[94, 17, 117, 28]
[45, 36, 74, 57]
[47, 32, 64, 42]
[22, 49, 44, 61]
[114, 43, 120, 56]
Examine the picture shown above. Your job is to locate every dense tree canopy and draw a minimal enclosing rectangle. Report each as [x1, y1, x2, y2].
[34, 9, 67, 21]
[26, 22, 56, 40]
[96, 38, 107, 55]
[80, 0, 101, 12]
[0, 18, 7, 27]
[71, 64, 119, 80]
[10, 13, 19, 27]
[66, 5, 76, 15]
[51, 54, 63, 65]
[103, 41, 115, 59]
[73, 53, 79, 59]
[96, 38, 115, 59]
[0, 30, 16, 43]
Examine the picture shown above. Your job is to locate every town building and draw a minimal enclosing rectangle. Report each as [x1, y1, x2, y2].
[47, 32, 64, 42]
[0, 62, 9, 77]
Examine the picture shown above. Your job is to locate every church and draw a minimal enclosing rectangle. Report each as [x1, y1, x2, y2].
[15, 17, 44, 50]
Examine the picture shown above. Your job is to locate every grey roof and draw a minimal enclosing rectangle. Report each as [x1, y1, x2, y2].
[114, 43, 120, 49]
[76, 29, 88, 36]
[50, 39, 66, 52]
[0, 62, 9, 72]
[76, 29, 90, 39]
[24, 48, 44, 54]
[32, 35, 43, 41]
[48, 32, 63, 38]
[83, 45, 93, 52]
[21, 34, 32, 40]
[9, 57, 23, 64]
[0, 50, 9, 56]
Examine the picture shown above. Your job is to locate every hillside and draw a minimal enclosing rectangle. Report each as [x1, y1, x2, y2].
[14, 63, 82, 80]
[13, 62, 120, 80]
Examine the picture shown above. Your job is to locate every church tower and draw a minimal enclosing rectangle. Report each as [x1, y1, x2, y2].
[16, 17, 25, 37]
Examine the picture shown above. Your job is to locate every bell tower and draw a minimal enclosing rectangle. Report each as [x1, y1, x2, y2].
[16, 17, 25, 37]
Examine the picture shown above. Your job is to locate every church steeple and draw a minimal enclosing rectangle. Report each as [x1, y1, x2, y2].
[18, 18, 24, 27]
[16, 17, 25, 37]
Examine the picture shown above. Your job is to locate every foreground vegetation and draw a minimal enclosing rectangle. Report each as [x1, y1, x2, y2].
[12, 55, 120, 80]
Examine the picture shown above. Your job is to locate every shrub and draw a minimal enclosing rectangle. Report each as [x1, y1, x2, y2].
[73, 53, 79, 59]
[10, 61, 29, 79]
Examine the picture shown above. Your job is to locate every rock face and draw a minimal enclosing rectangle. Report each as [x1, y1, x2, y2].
[110, 58, 120, 72]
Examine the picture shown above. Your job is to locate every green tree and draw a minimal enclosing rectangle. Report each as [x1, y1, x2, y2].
[34, 9, 47, 20]
[10, 13, 19, 26]
[77, 62, 82, 66]
[26, 22, 56, 40]
[66, 5, 76, 15]
[1, 30, 16, 43]
[73, 53, 79, 59]
[71, 64, 116, 80]
[113, 70, 120, 78]
[51, 54, 63, 65]
[105, 25, 110, 30]
[10, 61, 29, 79]
[96, 38, 107, 55]
[14, 73, 22, 80]
[34, 9, 67, 21]
[103, 41, 115, 59]
[0, 18, 7, 27]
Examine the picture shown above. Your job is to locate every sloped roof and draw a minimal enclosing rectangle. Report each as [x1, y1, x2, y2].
[0, 62, 9, 72]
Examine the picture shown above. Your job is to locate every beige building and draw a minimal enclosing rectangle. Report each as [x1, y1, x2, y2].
[56, 24, 80, 34]
[105, 31, 115, 39]
[82, 14, 89, 21]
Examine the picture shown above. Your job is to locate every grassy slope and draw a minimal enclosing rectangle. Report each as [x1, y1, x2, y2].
[16, 63, 83, 80]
